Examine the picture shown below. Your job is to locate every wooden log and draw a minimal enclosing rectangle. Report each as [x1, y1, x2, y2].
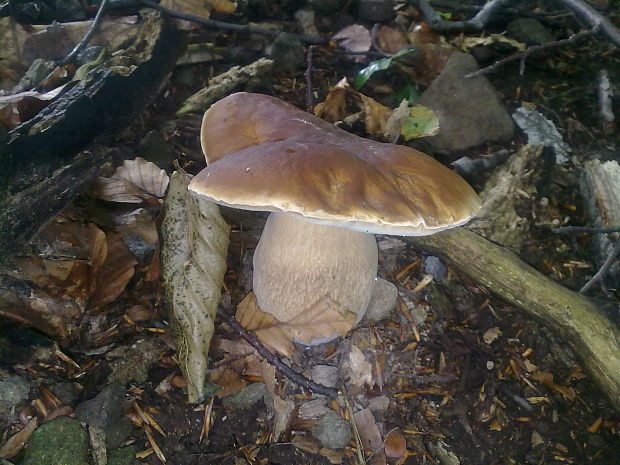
[408, 228, 620, 411]
[580, 159, 620, 287]
[0, 12, 185, 263]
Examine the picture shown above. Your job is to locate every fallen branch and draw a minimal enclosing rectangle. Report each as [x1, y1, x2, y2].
[217, 309, 339, 399]
[555, 0, 620, 46]
[580, 238, 620, 294]
[465, 27, 598, 78]
[416, 0, 513, 32]
[58, 0, 109, 66]
[141, 0, 325, 45]
[407, 228, 620, 412]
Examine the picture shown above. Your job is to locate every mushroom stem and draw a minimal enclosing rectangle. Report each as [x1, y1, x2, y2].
[253, 212, 378, 324]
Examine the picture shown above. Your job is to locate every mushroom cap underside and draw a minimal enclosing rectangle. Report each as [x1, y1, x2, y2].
[190, 92, 481, 236]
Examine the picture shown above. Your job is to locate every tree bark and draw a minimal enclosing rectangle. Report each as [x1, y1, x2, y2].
[408, 228, 620, 411]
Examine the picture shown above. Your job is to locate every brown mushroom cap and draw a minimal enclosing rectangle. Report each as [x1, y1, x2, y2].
[190, 92, 481, 236]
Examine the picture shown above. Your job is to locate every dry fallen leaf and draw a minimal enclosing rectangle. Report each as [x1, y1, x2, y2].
[0, 418, 38, 459]
[93, 157, 169, 204]
[353, 409, 386, 465]
[376, 25, 410, 54]
[384, 430, 407, 458]
[161, 170, 230, 402]
[235, 292, 356, 357]
[340, 345, 373, 388]
[483, 327, 502, 345]
[332, 25, 371, 53]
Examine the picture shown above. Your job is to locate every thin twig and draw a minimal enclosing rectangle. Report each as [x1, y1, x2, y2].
[552, 225, 620, 234]
[580, 238, 620, 293]
[555, 0, 620, 47]
[416, 0, 513, 32]
[304, 45, 315, 112]
[59, 0, 110, 66]
[465, 27, 598, 78]
[140, 0, 325, 45]
[216, 308, 338, 399]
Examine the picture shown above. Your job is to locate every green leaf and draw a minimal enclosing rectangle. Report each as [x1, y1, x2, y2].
[354, 48, 416, 89]
[438, 11, 452, 20]
[400, 105, 440, 141]
[394, 82, 418, 105]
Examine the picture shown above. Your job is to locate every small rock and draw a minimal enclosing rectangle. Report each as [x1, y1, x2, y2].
[298, 398, 330, 419]
[22, 416, 88, 465]
[13, 59, 56, 92]
[222, 382, 266, 410]
[357, 0, 395, 23]
[106, 337, 168, 385]
[49, 382, 81, 407]
[423, 256, 447, 282]
[138, 130, 177, 169]
[308, 0, 348, 15]
[105, 417, 134, 449]
[0, 374, 30, 424]
[107, 445, 137, 465]
[295, 8, 321, 38]
[365, 277, 398, 322]
[268, 32, 305, 72]
[368, 395, 390, 414]
[417, 52, 515, 153]
[311, 365, 339, 388]
[75, 383, 125, 429]
[507, 18, 554, 45]
[311, 410, 352, 449]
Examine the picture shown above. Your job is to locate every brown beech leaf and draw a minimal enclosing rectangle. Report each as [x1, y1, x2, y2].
[210, 339, 261, 397]
[93, 157, 169, 203]
[235, 292, 356, 357]
[384, 430, 407, 458]
[376, 25, 410, 54]
[88, 232, 137, 311]
[207, 0, 236, 13]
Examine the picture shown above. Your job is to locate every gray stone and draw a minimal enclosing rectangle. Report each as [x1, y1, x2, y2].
[75, 382, 125, 428]
[22, 416, 88, 465]
[309, 0, 348, 15]
[104, 417, 133, 449]
[49, 382, 81, 407]
[106, 337, 168, 385]
[222, 382, 266, 410]
[365, 277, 398, 322]
[107, 445, 137, 465]
[310, 365, 339, 388]
[268, 33, 305, 72]
[368, 395, 390, 414]
[138, 130, 177, 169]
[298, 398, 330, 419]
[423, 256, 447, 282]
[0, 374, 30, 423]
[357, 0, 395, 23]
[13, 59, 56, 92]
[311, 410, 352, 449]
[417, 52, 514, 153]
[507, 18, 554, 45]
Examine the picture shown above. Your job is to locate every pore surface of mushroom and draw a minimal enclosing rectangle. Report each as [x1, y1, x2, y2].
[189, 93, 481, 334]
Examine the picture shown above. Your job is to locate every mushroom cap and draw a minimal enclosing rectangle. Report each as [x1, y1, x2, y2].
[190, 92, 481, 236]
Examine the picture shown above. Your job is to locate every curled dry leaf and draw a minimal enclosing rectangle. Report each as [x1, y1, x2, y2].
[207, 0, 237, 13]
[0, 417, 38, 459]
[93, 157, 169, 204]
[332, 24, 371, 53]
[483, 327, 502, 345]
[235, 292, 356, 358]
[160, 170, 230, 402]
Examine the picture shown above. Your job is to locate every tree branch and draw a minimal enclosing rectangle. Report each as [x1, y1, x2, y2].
[555, 0, 620, 47]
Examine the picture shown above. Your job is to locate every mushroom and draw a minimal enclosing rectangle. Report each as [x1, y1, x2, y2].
[189, 93, 480, 340]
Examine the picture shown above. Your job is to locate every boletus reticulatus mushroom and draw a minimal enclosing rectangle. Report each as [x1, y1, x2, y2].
[189, 93, 480, 338]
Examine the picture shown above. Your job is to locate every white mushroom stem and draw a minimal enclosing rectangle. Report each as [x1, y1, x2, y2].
[253, 212, 378, 324]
